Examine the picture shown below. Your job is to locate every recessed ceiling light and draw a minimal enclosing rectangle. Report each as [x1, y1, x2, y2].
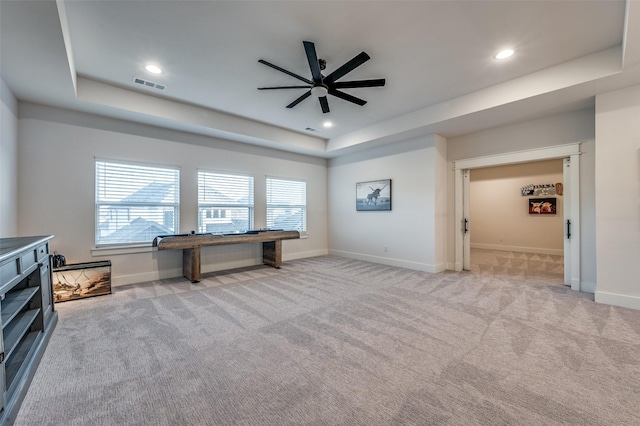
[495, 49, 514, 60]
[145, 64, 162, 74]
[323, 121, 333, 128]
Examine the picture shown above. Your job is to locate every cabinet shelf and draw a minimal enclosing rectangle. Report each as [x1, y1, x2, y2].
[1, 287, 40, 329]
[3, 308, 41, 363]
[4, 331, 40, 393]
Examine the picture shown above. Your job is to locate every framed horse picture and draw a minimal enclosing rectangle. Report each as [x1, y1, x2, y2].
[356, 179, 392, 211]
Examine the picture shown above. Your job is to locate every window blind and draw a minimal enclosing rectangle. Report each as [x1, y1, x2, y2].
[198, 171, 254, 234]
[266, 177, 306, 232]
[95, 160, 179, 246]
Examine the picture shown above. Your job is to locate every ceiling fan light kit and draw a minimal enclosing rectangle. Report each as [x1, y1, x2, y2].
[310, 85, 328, 98]
[258, 41, 386, 114]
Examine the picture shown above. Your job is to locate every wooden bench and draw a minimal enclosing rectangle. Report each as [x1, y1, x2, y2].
[153, 230, 300, 282]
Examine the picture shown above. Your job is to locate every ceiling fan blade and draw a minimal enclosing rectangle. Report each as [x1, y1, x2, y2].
[332, 79, 386, 89]
[324, 52, 370, 84]
[258, 86, 310, 90]
[328, 88, 367, 106]
[319, 96, 330, 113]
[286, 90, 312, 108]
[303, 41, 322, 83]
[258, 59, 313, 85]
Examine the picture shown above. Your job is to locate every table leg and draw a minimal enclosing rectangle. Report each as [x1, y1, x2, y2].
[262, 240, 282, 268]
[183, 246, 201, 282]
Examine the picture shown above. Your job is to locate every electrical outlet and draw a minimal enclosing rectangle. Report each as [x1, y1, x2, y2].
[384, 246, 388, 252]
[499, 236, 504, 242]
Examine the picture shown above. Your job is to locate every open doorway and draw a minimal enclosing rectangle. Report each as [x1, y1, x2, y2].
[454, 143, 582, 291]
[467, 159, 564, 285]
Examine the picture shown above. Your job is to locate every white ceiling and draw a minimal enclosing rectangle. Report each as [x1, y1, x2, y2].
[2, 0, 639, 158]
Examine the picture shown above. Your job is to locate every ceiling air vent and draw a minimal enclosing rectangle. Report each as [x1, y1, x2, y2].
[132, 77, 166, 91]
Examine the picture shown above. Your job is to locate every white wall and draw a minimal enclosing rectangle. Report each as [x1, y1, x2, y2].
[447, 108, 596, 289]
[17, 103, 328, 286]
[1, 77, 18, 237]
[327, 135, 447, 272]
[470, 159, 564, 255]
[594, 84, 640, 309]
[447, 109, 595, 160]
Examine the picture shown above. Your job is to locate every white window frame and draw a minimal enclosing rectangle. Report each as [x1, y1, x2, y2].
[197, 170, 254, 234]
[266, 176, 307, 234]
[95, 159, 180, 247]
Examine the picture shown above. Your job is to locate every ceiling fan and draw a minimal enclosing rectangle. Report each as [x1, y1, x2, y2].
[258, 41, 386, 114]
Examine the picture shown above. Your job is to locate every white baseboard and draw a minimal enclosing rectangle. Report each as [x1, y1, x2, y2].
[471, 243, 563, 256]
[433, 262, 446, 273]
[595, 291, 640, 311]
[111, 268, 183, 287]
[328, 250, 440, 273]
[110, 250, 328, 287]
[112, 260, 265, 286]
[284, 248, 329, 261]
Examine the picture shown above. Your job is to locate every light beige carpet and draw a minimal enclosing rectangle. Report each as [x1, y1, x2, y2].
[14, 255, 640, 425]
[470, 248, 565, 283]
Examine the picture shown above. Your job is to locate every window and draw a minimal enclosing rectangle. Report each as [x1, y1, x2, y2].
[266, 177, 306, 233]
[95, 160, 179, 246]
[198, 171, 254, 234]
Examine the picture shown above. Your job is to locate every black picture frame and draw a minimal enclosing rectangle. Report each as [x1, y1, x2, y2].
[356, 179, 392, 211]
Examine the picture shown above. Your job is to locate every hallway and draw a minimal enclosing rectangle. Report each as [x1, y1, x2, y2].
[470, 248, 565, 285]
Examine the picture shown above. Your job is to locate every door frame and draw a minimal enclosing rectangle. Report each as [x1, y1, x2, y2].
[453, 143, 582, 290]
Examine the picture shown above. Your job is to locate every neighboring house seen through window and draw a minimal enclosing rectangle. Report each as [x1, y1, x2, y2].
[198, 171, 254, 234]
[266, 177, 307, 233]
[95, 160, 180, 246]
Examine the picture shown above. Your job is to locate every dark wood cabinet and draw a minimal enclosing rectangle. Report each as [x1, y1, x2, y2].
[0, 236, 57, 425]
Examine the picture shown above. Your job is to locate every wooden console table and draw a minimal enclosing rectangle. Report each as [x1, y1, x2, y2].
[153, 230, 300, 282]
